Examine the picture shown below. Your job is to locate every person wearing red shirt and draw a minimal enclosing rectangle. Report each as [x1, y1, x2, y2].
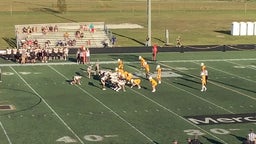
[152, 44, 158, 61]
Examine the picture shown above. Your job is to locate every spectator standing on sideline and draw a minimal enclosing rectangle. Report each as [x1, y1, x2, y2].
[248, 129, 256, 144]
[111, 35, 116, 45]
[85, 48, 90, 64]
[145, 36, 150, 46]
[152, 43, 158, 61]
[176, 36, 182, 48]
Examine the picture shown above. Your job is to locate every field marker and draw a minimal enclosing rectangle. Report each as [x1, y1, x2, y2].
[0, 121, 12, 144]
[48, 65, 156, 144]
[10, 67, 85, 144]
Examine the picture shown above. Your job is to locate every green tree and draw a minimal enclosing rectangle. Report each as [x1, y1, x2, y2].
[57, 0, 67, 13]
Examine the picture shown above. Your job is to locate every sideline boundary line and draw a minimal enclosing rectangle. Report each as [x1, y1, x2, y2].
[9, 66, 85, 144]
[0, 58, 255, 67]
[48, 65, 155, 144]
[0, 121, 12, 144]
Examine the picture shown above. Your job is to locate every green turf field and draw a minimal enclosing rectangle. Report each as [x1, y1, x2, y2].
[0, 50, 255, 144]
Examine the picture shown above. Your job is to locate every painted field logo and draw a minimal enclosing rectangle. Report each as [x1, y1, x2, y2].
[184, 113, 256, 125]
[133, 71, 182, 78]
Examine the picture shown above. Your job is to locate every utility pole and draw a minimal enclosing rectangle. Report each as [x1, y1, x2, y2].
[147, 0, 152, 46]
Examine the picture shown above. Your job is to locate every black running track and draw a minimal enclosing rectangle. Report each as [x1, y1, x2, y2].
[69, 44, 256, 54]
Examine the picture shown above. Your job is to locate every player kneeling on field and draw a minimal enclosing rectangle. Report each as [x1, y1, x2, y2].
[70, 76, 82, 85]
[130, 78, 141, 89]
[115, 79, 126, 92]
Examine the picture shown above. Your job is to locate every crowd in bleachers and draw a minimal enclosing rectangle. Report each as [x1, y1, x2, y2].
[20, 24, 59, 35]
[16, 22, 102, 50]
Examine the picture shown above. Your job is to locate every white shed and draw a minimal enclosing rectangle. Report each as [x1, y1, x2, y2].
[231, 22, 240, 36]
[239, 22, 247, 36]
[246, 22, 254, 36]
[254, 22, 256, 35]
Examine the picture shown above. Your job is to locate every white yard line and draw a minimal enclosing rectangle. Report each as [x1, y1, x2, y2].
[48, 65, 155, 144]
[9, 66, 85, 144]
[127, 65, 229, 144]
[0, 58, 256, 67]
[0, 121, 12, 144]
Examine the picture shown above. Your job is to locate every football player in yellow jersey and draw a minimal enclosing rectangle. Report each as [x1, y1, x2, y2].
[201, 63, 208, 83]
[200, 70, 207, 92]
[144, 62, 150, 78]
[115, 67, 124, 74]
[125, 72, 133, 84]
[117, 59, 124, 70]
[130, 78, 141, 89]
[139, 56, 146, 69]
[201, 63, 206, 71]
[149, 76, 157, 92]
[156, 65, 162, 84]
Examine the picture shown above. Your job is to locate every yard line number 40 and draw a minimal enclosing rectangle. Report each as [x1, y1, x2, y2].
[56, 134, 118, 143]
[57, 128, 234, 143]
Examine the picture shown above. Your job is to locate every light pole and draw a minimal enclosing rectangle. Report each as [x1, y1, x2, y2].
[147, 0, 151, 46]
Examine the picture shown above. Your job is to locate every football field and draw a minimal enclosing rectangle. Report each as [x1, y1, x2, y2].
[0, 50, 255, 144]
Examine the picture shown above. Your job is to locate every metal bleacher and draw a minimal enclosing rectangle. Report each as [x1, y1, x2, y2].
[15, 22, 111, 49]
